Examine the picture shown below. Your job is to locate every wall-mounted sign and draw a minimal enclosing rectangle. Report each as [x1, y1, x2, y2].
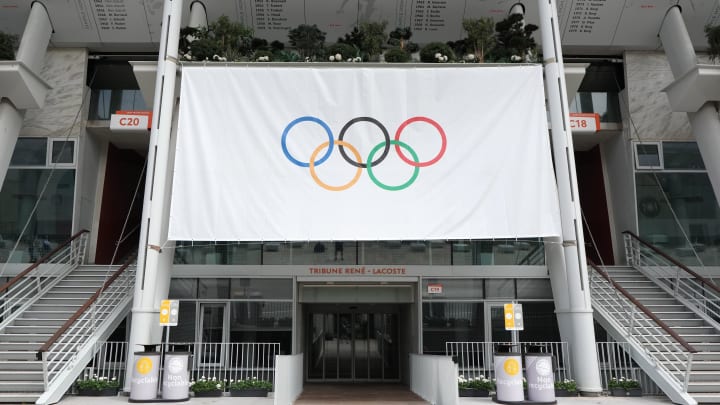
[110, 110, 152, 131]
[427, 284, 443, 294]
[504, 303, 524, 331]
[159, 299, 179, 326]
[569, 113, 600, 133]
[308, 266, 407, 276]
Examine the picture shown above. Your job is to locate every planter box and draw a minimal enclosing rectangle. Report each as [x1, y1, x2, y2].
[627, 387, 642, 397]
[554, 388, 577, 397]
[230, 388, 269, 397]
[610, 387, 626, 396]
[77, 387, 118, 396]
[193, 390, 223, 397]
[458, 388, 489, 397]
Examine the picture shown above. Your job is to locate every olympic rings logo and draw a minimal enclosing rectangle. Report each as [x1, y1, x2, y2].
[281, 116, 447, 191]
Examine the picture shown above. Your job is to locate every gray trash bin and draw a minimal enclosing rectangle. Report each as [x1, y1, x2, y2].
[129, 344, 161, 402]
[494, 352, 524, 402]
[526, 353, 556, 403]
[162, 345, 191, 401]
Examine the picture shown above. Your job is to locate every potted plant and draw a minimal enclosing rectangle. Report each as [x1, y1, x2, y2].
[190, 376, 225, 397]
[486, 13, 538, 63]
[554, 378, 578, 397]
[75, 375, 120, 396]
[0, 31, 17, 60]
[457, 375, 494, 397]
[288, 24, 326, 61]
[462, 17, 495, 62]
[179, 16, 254, 62]
[706, 24, 720, 62]
[608, 376, 641, 396]
[419, 42, 455, 63]
[228, 377, 272, 397]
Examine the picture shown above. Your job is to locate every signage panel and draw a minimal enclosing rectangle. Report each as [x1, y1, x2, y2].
[110, 110, 152, 131]
[569, 113, 600, 133]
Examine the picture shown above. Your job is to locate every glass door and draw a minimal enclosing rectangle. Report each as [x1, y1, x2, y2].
[306, 311, 398, 381]
[197, 303, 227, 366]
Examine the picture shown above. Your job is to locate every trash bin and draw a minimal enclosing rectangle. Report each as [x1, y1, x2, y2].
[494, 352, 524, 402]
[129, 344, 161, 402]
[162, 344, 191, 401]
[525, 353, 556, 403]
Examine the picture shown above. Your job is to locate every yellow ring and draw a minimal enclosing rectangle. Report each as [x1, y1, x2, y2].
[309, 140, 363, 191]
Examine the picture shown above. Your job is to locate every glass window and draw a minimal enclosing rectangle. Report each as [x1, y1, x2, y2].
[422, 279, 483, 300]
[485, 279, 515, 299]
[636, 172, 720, 265]
[0, 169, 75, 263]
[230, 302, 292, 354]
[10, 138, 47, 166]
[518, 302, 560, 342]
[516, 279, 553, 299]
[198, 278, 230, 299]
[169, 278, 197, 299]
[422, 302, 483, 355]
[51, 141, 75, 164]
[635, 143, 661, 169]
[663, 142, 705, 170]
[169, 301, 196, 342]
[230, 278, 292, 300]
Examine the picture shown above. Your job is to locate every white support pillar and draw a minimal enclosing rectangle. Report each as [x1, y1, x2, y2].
[0, 2, 51, 187]
[537, 0, 603, 395]
[660, 6, 720, 203]
[125, 0, 184, 391]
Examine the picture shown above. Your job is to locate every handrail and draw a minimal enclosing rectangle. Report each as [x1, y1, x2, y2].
[37, 255, 135, 358]
[623, 230, 720, 295]
[588, 259, 697, 354]
[0, 229, 88, 294]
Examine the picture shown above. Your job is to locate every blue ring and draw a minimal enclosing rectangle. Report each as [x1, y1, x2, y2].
[281, 116, 334, 167]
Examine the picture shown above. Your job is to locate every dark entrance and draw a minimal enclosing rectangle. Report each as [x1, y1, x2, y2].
[306, 306, 399, 381]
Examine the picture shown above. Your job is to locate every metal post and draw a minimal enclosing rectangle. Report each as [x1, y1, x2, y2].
[537, 0, 603, 394]
[125, 0, 184, 392]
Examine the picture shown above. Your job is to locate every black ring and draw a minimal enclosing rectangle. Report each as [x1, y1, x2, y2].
[337, 117, 390, 168]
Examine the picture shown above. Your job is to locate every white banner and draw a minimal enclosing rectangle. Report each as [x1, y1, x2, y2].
[169, 66, 561, 241]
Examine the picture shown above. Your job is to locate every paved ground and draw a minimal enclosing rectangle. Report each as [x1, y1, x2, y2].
[57, 394, 675, 405]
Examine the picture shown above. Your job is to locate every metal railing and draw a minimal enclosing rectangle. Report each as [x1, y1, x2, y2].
[589, 260, 696, 392]
[76, 341, 128, 388]
[38, 257, 136, 387]
[624, 231, 720, 325]
[596, 341, 662, 396]
[184, 342, 280, 385]
[0, 230, 88, 330]
[445, 341, 571, 382]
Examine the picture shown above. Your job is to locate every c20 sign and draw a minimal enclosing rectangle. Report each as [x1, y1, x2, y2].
[110, 110, 152, 131]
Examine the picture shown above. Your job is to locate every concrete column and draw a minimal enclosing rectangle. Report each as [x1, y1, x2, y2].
[125, 0, 184, 391]
[0, 2, 51, 188]
[537, 0, 603, 395]
[660, 6, 720, 203]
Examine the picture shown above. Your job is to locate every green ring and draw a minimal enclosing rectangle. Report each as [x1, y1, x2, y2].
[366, 140, 420, 191]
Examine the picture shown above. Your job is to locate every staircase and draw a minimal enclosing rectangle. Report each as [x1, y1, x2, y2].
[0, 232, 135, 404]
[589, 231, 720, 405]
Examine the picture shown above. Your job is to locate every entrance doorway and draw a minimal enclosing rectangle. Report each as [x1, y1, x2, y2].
[306, 307, 399, 381]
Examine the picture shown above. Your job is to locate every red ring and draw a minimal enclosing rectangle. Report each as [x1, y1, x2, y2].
[393, 116, 447, 167]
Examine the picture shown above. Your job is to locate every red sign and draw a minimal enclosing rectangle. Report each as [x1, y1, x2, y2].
[427, 283, 443, 294]
[569, 113, 600, 133]
[110, 110, 152, 131]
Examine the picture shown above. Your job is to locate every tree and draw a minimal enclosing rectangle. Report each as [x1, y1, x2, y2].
[462, 17, 495, 62]
[487, 13, 538, 63]
[388, 27, 412, 50]
[288, 24, 326, 59]
[706, 25, 720, 62]
[358, 21, 388, 61]
[0, 31, 18, 60]
[178, 16, 253, 61]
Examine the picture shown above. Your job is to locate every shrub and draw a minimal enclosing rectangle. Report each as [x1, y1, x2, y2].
[325, 43, 358, 61]
[383, 47, 410, 63]
[76, 375, 120, 391]
[189, 376, 225, 393]
[228, 377, 272, 391]
[420, 42, 454, 63]
[0, 31, 18, 60]
[554, 379, 577, 391]
[608, 376, 640, 390]
[458, 375, 494, 390]
[253, 50, 273, 62]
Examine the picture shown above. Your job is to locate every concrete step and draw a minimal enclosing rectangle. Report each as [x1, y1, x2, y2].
[12, 318, 68, 327]
[656, 318, 708, 327]
[0, 370, 43, 381]
[0, 351, 38, 361]
[0, 342, 42, 351]
[689, 371, 720, 382]
[43, 289, 95, 298]
[55, 279, 104, 288]
[688, 381, 720, 393]
[652, 311, 700, 319]
[0, 333, 51, 343]
[4, 326, 60, 335]
[0, 361, 42, 371]
[22, 310, 76, 319]
[0, 393, 40, 403]
[691, 393, 720, 403]
[0, 381, 44, 393]
[33, 298, 87, 306]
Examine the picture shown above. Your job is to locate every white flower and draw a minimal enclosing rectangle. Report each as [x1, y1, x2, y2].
[511, 55, 522, 62]
[329, 55, 336, 61]
[347, 58, 352, 62]
[466, 54, 475, 61]
[216, 383, 221, 389]
[434, 53, 441, 58]
[335, 53, 342, 61]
